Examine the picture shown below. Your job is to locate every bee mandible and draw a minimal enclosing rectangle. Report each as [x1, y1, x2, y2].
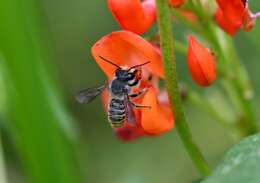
[76, 56, 151, 128]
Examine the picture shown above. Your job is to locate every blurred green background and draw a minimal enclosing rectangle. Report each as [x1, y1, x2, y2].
[0, 0, 259, 183]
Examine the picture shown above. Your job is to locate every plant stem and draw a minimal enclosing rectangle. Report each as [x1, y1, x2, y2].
[155, 0, 211, 177]
[145, 34, 187, 55]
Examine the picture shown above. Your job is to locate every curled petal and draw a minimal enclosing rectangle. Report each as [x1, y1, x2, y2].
[187, 36, 216, 87]
[92, 31, 164, 80]
[214, 8, 239, 36]
[141, 86, 174, 134]
[168, 0, 186, 8]
[108, 0, 156, 34]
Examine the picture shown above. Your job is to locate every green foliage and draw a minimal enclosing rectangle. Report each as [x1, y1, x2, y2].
[0, 0, 81, 183]
[203, 133, 260, 183]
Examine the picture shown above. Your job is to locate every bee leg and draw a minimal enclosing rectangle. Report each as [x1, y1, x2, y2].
[129, 101, 151, 109]
[129, 88, 149, 98]
[127, 96, 151, 109]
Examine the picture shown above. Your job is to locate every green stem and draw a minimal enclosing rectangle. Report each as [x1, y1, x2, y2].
[156, 0, 211, 177]
[145, 34, 187, 55]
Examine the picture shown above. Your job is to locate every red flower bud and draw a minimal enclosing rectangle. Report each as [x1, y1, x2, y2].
[108, 0, 156, 34]
[187, 36, 216, 87]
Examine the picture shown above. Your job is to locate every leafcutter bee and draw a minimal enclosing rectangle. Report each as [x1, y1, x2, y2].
[76, 56, 151, 128]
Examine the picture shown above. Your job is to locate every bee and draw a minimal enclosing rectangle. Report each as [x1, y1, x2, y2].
[76, 56, 151, 128]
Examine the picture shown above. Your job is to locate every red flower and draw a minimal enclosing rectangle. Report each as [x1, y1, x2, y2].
[187, 35, 216, 87]
[215, 0, 260, 36]
[168, 0, 186, 8]
[92, 31, 174, 141]
[108, 0, 156, 34]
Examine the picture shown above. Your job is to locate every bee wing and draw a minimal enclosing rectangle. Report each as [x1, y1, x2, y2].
[125, 98, 137, 126]
[75, 84, 106, 104]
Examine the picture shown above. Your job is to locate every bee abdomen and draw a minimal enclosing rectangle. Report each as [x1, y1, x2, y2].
[108, 98, 126, 128]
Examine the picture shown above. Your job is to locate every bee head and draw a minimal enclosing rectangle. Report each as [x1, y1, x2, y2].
[115, 68, 135, 82]
[98, 56, 150, 82]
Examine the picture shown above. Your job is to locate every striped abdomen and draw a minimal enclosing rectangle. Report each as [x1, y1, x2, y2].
[108, 98, 126, 128]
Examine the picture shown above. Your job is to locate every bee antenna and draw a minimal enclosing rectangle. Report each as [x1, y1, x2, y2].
[99, 56, 121, 69]
[128, 61, 150, 70]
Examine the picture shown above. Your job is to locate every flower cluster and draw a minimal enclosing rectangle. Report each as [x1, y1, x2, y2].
[88, 0, 258, 141]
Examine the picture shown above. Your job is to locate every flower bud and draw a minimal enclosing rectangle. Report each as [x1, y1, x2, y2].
[187, 36, 216, 87]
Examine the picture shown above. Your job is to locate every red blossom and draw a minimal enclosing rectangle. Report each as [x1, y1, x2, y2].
[92, 31, 174, 141]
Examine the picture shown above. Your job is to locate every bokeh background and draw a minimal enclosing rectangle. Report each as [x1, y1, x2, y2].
[0, 0, 260, 183]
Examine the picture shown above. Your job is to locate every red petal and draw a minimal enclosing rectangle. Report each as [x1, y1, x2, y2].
[214, 8, 240, 36]
[108, 0, 156, 34]
[216, 0, 246, 28]
[114, 123, 146, 141]
[187, 36, 216, 87]
[141, 86, 174, 134]
[91, 31, 164, 80]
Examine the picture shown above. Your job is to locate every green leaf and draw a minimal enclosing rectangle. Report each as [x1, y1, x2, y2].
[203, 133, 260, 183]
[0, 0, 81, 183]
